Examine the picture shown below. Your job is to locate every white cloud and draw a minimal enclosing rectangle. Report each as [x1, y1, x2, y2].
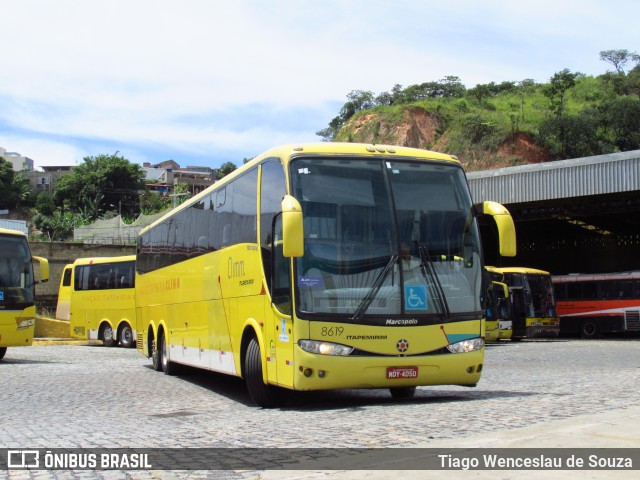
[0, 135, 88, 168]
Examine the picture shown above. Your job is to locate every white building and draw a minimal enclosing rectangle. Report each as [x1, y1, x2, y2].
[0, 146, 34, 171]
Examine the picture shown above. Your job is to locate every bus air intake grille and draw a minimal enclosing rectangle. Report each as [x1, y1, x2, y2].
[624, 310, 640, 331]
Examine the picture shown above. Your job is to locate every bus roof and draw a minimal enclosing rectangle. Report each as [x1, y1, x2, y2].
[72, 255, 136, 266]
[490, 266, 552, 275]
[552, 271, 640, 282]
[140, 142, 461, 236]
[251, 142, 459, 164]
[0, 227, 28, 238]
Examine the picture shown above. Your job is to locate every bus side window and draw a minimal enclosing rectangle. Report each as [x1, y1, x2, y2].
[272, 214, 291, 314]
[62, 267, 72, 287]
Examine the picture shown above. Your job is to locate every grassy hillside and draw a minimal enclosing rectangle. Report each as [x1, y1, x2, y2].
[324, 69, 640, 171]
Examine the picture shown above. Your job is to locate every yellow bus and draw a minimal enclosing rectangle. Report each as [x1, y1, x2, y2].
[490, 267, 559, 340]
[135, 143, 516, 407]
[62, 256, 137, 347]
[55, 263, 73, 320]
[484, 267, 510, 342]
[0, 228, 49, 361]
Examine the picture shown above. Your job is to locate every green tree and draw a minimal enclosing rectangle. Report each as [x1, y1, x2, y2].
[543, 69, 581, 118]
[139, 190, 170, 215]
[32, 210, 86, 241]
[316, 90, 375, 141]
[53, 153, 145, 220]
[600, 96, 640, 151]
[0, 158, 31, 209]
[217, 162, 237, 180]
[538, 111, 601, 159]
[625, 65, 640, 96]
[173, 182, 191, 207]
[516, 79, 536, 121]
[599, 49, 640, 74]
[35, 193, 56, 216]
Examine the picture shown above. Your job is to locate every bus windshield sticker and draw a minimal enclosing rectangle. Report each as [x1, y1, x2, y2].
[298, 276, 324, 289]
[404, 285, 427, 311]
[279, 318, 289, 342]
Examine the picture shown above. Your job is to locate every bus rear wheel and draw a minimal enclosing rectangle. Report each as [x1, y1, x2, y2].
[581, 320, 599, 339]
[244, 336, 285, 408]
[159, 330, 178, 375]
[389, 386, 416, 399]
[119, 323, 135, 348]
[151, 337, 162, 371]
[0, 347, 7, 361]
[100, 324, 117, 347]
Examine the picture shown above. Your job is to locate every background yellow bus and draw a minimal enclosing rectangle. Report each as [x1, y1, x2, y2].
[61, 256, 136, 347]
[484, 267, 510, 341]
[0, 228, 49, 361]
[136, 143, 516, 407]
[491, 266, 559, 340]
[56, 263, 73, 321]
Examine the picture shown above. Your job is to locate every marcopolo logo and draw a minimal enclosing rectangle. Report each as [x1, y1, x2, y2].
[396, 339, 409, 353]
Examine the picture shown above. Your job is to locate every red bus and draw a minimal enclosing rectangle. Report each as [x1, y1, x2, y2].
[552, 271, 640, 338]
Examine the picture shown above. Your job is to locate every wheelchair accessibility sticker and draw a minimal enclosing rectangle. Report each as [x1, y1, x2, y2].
[404, 285, 427, 311]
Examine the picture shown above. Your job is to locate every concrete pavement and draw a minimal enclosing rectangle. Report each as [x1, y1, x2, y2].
[258, 405, 640, 480]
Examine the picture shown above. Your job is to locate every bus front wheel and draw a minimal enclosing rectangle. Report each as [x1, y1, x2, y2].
[119, 323, 135, 348]
[100, 324, 117, 347]
[244, 337, 285, 408]
[0, 347, 7, 361]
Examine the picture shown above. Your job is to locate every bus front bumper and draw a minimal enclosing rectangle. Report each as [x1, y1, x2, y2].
[292, 346, 484, 391]
[526, 324, 560, 338]
[0, 318, 35, 347]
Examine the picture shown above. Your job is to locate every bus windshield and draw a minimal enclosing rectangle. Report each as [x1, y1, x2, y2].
[291, 157, 482, 322]
[525, 274, 557, 318]
[0, 232, 35, 308]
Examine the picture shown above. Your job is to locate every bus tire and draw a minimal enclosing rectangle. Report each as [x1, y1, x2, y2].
[151, 336, 162, 371]
[389, 386, 416, 399]
[100, 324, 117, 347]
[244, 336, 285, 408]
[581, 320, 599, 339]
[119, 323, 135, 348]
[159, 330, 179, 375]
[0, 347, 7, 360]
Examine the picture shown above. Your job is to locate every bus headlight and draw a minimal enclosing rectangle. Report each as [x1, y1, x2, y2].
[446, 337, 484, 354]
[298, 340, 354, 356]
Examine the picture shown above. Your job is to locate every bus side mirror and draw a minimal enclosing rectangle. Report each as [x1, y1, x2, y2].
[281, 195, 304, 258]
[475, 201, 517, 257]
[32, 256, 50, 283]
[493, 280, 509, 298]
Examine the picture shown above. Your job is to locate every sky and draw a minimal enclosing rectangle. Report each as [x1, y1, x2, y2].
[1, 0, 638, 171]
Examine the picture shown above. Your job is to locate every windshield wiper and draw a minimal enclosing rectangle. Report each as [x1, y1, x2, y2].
[350, 255, 398, 322]
[416, 243, 451, 318]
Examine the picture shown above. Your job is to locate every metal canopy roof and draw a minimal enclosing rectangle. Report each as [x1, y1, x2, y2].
[467, 150, 640, 204]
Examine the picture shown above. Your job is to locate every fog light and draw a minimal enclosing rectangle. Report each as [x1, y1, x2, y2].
[304, 368, 313, 377]
[318, 370, 326, 378]
[17, 318, 35, 330]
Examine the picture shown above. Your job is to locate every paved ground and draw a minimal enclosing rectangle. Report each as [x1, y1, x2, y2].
[0, 338, 638, 479]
